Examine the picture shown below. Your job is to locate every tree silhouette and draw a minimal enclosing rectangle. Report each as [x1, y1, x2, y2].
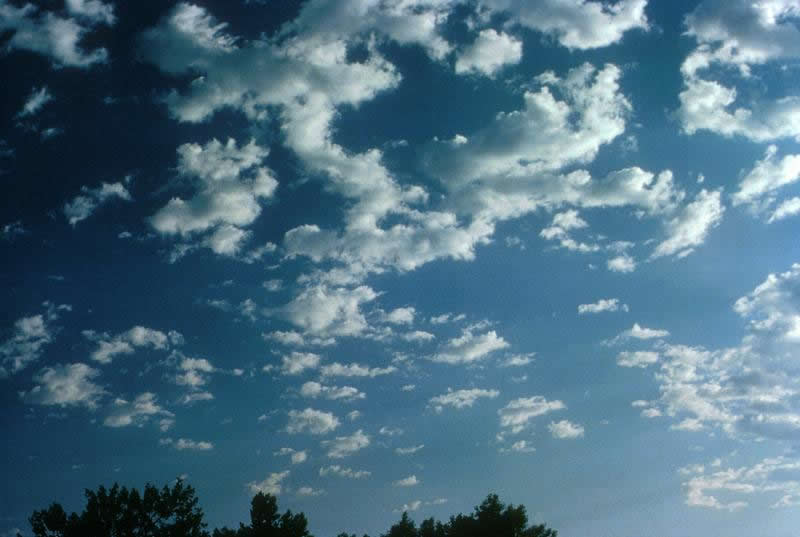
[26, 484, 556, 537]
[27, 481, 207, 537]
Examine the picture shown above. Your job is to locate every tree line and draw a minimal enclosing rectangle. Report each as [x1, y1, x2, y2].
[22, 480, 557, 537]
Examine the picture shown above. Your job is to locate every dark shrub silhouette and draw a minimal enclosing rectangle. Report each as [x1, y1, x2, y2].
[25, 483, 556, 537]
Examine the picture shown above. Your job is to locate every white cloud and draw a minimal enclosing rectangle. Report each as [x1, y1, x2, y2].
[455, 29, 522, 77]
[479, 0, 647, 50]
[149, 138, 277, 258]
[104, 392, 173, 428]
[733, 262, 800, 343]
[281, 352, 322, 375]
[498, 396, 565, 434]
[1, 302, 69, 374]
[611, 323, 669, 343]
[607, 253, 636, 273]
[177, 391, 212, 405]
[21, 363, 105, 409]
[247, 470, 290, 495]
[379, 426, 403, 437]
[507, 440, 536, 453]
[733, 146, 800, 209]
[320, 362, 396, 378]
[263, 279, 283, 292]
[65, 0, 115, 25]
[275, 447, 308, 465]
[1, 220, 26, 241]
[431, 328, 509, 364]
[384, 307, 416, 325]
[0, 1, 110, 67]
[651, 189, 724, 259]
[578, 298, 628, 314]
[63, 180, 132, 227]
[174, 438, 213, 451]
[683, 456, 800, 511]
[319, 465, 370, 479]
[322, 429, 370, 458]
[17, 86, 52, 118]
[548, 419, 585, 439]
[429, 388, 499, 412]
[616, 350, 660, 368]
[500, 353, 535, 367]
[641, 407, 662, 418]
[402, 330, 435, 343]
[426, 64, 633, 191]
[279, 285, 378, 339]
[264, 330, 307, 347]
[395, 444, 424, 455]
[175, 356, 216, 388]
[396, 500, 422, 513]
[393, 475, 419, 487]
[286, 408, 340, 435]
[297, 486, 324, 497]
[677, 0, 800, 142]
[83, 326, 177, 364]
[347, 410, 362, 421]
[430, 313, 466, 325]
[616, 263, 800, 439]
[300, 381, 365, 402]
[769, 197, 800, 223]
[285, 0, 454, 61]
[159, 418, 175, 432]
[539, 210, 600, 253]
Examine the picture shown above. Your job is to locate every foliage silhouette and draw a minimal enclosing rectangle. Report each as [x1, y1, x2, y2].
[25, 482, 556, 537]
[27, 480, 206, 537]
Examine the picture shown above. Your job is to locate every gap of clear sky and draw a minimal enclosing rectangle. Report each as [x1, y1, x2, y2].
[2, 1, 800, 536]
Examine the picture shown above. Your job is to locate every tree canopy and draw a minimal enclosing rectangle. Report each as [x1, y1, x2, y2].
[24, 483, 556, 537]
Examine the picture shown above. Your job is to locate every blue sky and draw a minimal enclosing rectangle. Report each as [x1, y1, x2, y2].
[2, 1, 800, 536]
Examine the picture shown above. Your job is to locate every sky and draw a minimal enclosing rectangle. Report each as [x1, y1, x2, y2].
[2, 1, 800, 536]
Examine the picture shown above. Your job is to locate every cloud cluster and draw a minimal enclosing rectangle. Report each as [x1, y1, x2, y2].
[677, 0, 800, 142]
[498, 396, 565, 434]
[150, 138, 277, 258]
[619, 263, 800, 440]
[478, 0, 648, 50]
[683, 456, 800, 511]
[286, 408, 340, 435]
[64, 180, 132, 227]
[0, 0, 112, 67]
[21, 362, 105, 409]
[83, 326, 181, 364]
[322, 429, 370, 458]
[429, 388, 499, 412]
[105, 393, 173, 428]
[1, 302, 70, 375]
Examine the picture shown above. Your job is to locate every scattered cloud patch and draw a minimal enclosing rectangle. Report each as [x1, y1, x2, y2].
[21, 363, 105, 409]
[247, 470, 290, 495]
[1, 302, 69, 374]
[393, 475, 419, 487]
[104, 393, 173, 428]
[64, 180, 132, 226]
[430, 388, 500, 412]
[319, 465, 370, 479]
[498, 396, 565, 434]
[17, 86, 53, 118]
[455, 29, 522, 77]
[578, 298, 628, 314]
[548, 420, 585, 439]
[431, 328, 509, 364]
[322, 429, 370, 458]
[286, 408, 340, 435]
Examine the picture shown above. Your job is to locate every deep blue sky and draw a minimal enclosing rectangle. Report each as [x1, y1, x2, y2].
[3, 1, 800, 536]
